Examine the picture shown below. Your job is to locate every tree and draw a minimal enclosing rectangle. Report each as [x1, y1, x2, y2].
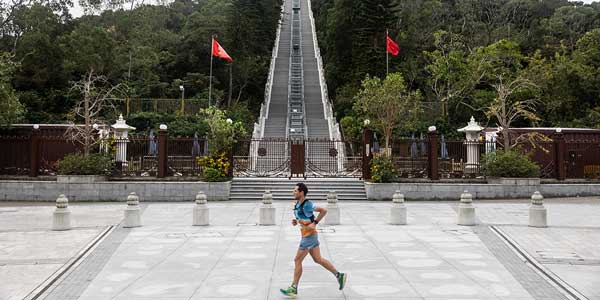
[200, 106, 247, 154]
[423, 30, 487, 122]
[60, 23, 117, 77]
[570, 28, 600, 128]
[1, 0, 70, 41]
[351, 0, 398, 80]
[541, 5, 596, 51]
[455, 0, 508, 46]
[0, 52, 25, 126]
[473, 40, 540, 149]
[353, 73, 421, 153]
[65, 71, 125, 157]
[11, 4, 67, 122]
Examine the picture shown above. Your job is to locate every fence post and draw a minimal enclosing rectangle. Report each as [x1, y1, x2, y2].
[554, 130, 566, 181]
[227, 144, 234, 178]
[427, 126, 439, 180]
[158, 125, 168, 178]
[29, 125, 40, 177]
[362, 127, 373, 181]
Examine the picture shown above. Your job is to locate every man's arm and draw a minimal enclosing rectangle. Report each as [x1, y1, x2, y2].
[313, 206, 327, 224]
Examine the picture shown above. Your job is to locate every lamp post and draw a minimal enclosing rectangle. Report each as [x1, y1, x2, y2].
[362, 119, 372, 180]
[458, 116, 484, 174]
[179, 84, 185, 115]
[111, 114, 135, 170]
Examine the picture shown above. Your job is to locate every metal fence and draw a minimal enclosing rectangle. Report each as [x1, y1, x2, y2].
[167, 137, 206, 176]
[305, 139, 362, 178]
[233, 138, 290, 177]
[232, 138, 363, 178]
[114, 136, 208, 177]
[389, 138, 429, 178]
[2, 133, 600, 180]
[116, 136, 154, 176]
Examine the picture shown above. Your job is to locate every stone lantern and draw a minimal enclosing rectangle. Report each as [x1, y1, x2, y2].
[458, 116, 484, 174]
[111, 114, 135, 163]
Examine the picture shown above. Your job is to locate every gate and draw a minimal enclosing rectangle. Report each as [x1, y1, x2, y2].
[232, 138, 362, 178]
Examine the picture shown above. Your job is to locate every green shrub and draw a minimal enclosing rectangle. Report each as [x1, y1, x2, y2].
[370, 155, 398, 183]
[58, 153, 115, 176]
[127, 112, 176, 133]
[197, 152, 230, 182]
[202, 167, 224, 182]
[167, 115, 208, 137]
[481, 150, 540, 178]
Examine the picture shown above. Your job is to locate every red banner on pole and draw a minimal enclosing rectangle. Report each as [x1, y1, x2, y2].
[212, 39, 233, 62]
[386, 34, 400, 56]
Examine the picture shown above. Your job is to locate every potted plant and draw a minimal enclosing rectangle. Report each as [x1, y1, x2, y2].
[364, 154, 401, 200]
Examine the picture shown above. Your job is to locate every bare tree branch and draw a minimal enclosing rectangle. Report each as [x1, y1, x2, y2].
[64, 69, 126, 156]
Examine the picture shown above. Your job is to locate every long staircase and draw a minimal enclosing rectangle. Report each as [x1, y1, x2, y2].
[261, 0, 329, 138]
[234, 0, 366, 200]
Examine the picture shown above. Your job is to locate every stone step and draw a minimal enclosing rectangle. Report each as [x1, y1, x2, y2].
[229, 193, 366, 200]
[230, 177, 367, 201]
[229, 196, 367, 201]
[233, 183, 364, 190]
[229, 189, 365, 194]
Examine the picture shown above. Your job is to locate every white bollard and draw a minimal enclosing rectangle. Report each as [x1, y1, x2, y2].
[259, 190, 275, 225]
[529, 191, 547, 227]
[457, 190, 476, 226]
[323, 191, 340, 225]
[390, 190, 407, 225]
[193, 191, 209, 226]
[124, 192, 141, 228]
[52, 194, 71, 231]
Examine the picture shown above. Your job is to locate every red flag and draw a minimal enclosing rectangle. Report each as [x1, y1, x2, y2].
[386, 33, 400, 56]
[212, 38, 233, 62]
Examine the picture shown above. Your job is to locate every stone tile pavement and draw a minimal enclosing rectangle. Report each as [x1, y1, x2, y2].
[0, 203, 123, 300]
[477, 199, 600, 300]
[0, 197, 597, 300]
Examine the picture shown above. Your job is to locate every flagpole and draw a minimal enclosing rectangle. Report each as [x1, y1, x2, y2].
[228, 62, 233, 107]
[209, 35, 214, 107]
[386, 30, 389, 77]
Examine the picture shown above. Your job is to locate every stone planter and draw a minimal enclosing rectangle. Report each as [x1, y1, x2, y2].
[56, 175, 108, 183]
[365, 182, 399, 200]
[487, 177, 541, 185]
[205, 180, 232, 201]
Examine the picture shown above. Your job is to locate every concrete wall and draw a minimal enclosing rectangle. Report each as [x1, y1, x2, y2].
[0, 180, 231, 202]
[2, 179, 598, 202]
[365, 182, 600, 200]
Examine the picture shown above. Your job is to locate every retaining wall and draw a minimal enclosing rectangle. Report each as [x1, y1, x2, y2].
[365, 182, 600, 200]
[0, 180, 231, 202]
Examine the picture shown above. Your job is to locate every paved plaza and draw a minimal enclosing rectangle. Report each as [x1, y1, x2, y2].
[0, 198, 598, 300]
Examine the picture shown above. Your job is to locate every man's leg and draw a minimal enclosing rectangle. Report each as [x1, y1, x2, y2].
[308, 246, 337, 274]
[281, 249, 309, 297]
[309, 246, 347, 290]
[293, 249, 309, 286]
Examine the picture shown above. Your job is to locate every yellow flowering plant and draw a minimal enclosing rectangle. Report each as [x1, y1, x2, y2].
[197, 151, 231, 182]
[370, 154, 397, 183]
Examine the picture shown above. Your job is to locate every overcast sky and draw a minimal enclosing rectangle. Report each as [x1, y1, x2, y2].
[69, 0, 599, 18]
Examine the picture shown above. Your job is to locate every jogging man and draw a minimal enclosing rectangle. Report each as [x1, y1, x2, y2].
[280, 183, 347, 297]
